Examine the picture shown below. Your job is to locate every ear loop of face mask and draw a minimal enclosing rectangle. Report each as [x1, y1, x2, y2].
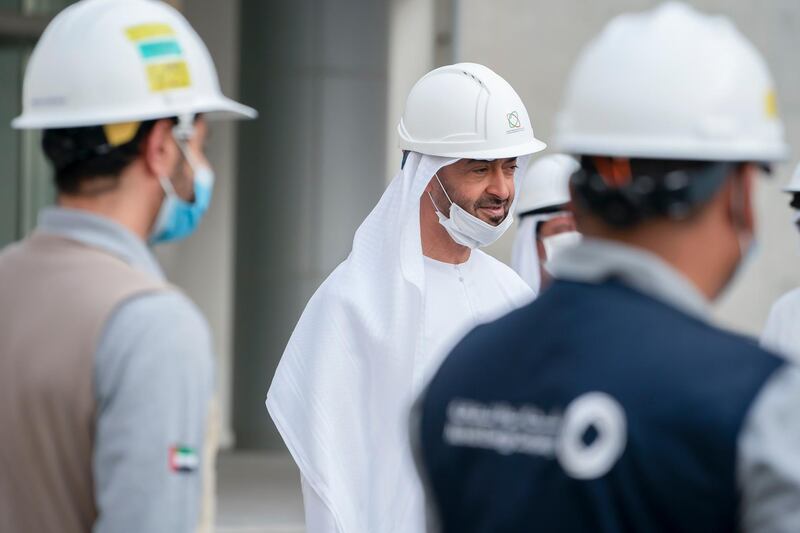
[427, 173, 452, 215]
[730, 170, 758, 276]
[171, 119, 201, 188]
[154, 118, 194, 196]
[149, 116, 216, 244]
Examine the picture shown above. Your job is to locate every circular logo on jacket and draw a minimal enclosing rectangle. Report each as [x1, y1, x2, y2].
[556, 392, 627, 480]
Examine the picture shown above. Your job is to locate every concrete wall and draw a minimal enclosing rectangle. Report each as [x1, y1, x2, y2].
[462, 0, 800, 335]
[233, 0, 390, 449]
[386, 0, 436, 178]
[385, 0, 458, 179]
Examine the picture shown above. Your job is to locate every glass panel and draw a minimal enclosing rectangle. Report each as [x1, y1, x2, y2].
[0, 45, 21, 247]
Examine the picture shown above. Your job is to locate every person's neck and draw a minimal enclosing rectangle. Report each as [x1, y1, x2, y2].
[419, 195, 471, 264]
[58, 186, 154, 242]
[583, 220, 736, 301]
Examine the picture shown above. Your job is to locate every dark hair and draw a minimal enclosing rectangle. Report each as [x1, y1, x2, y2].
[570, 156, 742, 228]
[519, 204, 570, 219]
[42, 120, 161, 194]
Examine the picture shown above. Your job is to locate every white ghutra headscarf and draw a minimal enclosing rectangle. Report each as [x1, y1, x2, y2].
[266, 151, 530, 533]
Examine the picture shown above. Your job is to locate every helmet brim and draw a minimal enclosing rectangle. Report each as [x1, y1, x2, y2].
[12, 95, 257, 130]
[403, 138, 547, 161]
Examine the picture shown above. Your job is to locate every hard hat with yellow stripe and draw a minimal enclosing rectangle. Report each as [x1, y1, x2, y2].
[12, 0, 256, 146]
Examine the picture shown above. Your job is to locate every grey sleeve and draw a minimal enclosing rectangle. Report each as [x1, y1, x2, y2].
[738, 364, 800, 533]
[92, 291, 214, 533]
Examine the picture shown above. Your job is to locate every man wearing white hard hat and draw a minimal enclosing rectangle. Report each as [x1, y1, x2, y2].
[511, 153, 581, 295]
[417, 4, 800, 532]
[0, 1, 256, 532]
[762, 164, 800, 360]
[267, 63, 544, 532]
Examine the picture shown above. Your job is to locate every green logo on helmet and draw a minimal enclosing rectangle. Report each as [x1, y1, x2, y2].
[507, 111, 521, 129]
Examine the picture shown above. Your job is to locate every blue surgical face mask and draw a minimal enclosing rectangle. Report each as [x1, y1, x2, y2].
[149, 133, 215, 245]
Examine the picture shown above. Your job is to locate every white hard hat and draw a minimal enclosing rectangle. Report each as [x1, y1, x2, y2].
[398, 62, 547, 160]
[517, 154, 578, 214]
[13, 0, 256, 130]
[554, 2, 787, 163]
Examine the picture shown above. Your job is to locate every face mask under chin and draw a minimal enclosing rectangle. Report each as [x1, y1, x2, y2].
[428, 173, 514, 249]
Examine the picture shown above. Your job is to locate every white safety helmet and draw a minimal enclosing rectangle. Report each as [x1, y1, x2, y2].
[517, 154, 579, 215]
[13, 0, 256, 130]
[398, 62, 546, 160]
[554, 2, 787, 163]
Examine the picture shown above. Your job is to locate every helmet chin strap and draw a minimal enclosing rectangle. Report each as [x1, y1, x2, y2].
[166, 114, 201, 203]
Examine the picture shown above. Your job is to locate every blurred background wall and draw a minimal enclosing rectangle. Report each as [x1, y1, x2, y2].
[2, 0, 799, 456]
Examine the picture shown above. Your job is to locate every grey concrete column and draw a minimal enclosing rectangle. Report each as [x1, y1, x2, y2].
[234, 0, 389, 449]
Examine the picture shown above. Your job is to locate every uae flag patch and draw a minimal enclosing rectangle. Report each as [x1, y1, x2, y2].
[169, 445, 199, 474]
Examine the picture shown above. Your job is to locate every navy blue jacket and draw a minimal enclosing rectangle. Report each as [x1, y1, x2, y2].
[419, 279, 784, 533]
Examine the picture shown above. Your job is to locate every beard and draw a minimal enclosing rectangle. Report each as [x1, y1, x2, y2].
[432, 174, 512, 226]
[471, 195, 510, 225]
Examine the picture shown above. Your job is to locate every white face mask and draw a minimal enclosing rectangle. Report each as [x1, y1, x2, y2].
[428, 173, 514, 249]
[542, 231, 582, 264]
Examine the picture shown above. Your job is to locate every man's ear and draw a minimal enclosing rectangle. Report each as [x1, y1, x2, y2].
[740, 163, 756, 235]
[726, 164, 756, 235]
[141, 119, 177, 179]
